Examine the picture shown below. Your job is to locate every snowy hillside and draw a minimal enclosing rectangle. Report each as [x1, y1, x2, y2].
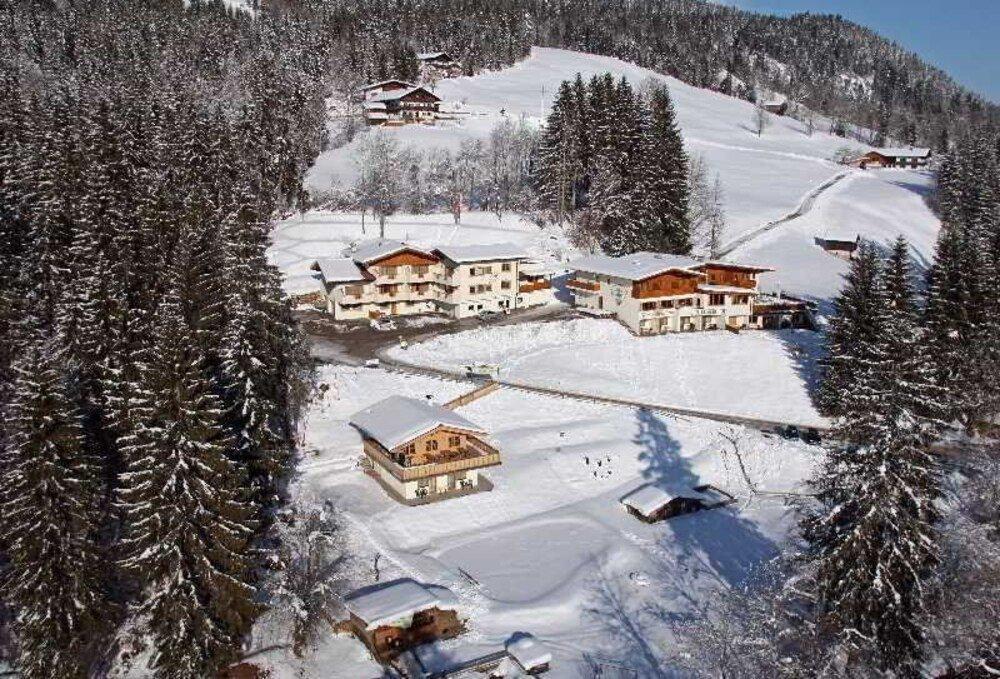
[297, 47, 941, 303]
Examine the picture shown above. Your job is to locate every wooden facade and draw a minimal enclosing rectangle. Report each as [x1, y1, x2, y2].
[352, 607, 465, 662]
[696, 264, 761, 289]
[632, 271, 700, 299]
[369, 249, 441, 270]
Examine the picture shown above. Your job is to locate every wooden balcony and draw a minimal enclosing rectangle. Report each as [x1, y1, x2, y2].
[567, 279, 600, 292]
[518, 280, 552, 293]
[364, 439, 501, 482]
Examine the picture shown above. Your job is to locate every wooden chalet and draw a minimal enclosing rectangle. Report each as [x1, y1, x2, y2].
[752, 293, 815, 330]
[856, 147, 931, 169]
[417, 51, 462, 79]
[620, 484, 734, 523]
[363, 85, 441, 125]
[350, 395, 501, 504]
[344, 578, 466, 662]
[760, 98, 789, 116]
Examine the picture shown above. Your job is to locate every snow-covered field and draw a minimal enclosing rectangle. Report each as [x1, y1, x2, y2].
[387, 318, 826, 427]
[251, 365, 821, 677]
[733, 168, 940, 302]
[269, 210, 572, 295]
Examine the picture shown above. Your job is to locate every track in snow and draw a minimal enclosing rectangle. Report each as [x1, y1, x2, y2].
[717, 170, 853, 257]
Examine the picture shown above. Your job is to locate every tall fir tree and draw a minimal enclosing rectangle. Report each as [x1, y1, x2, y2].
[0, 320, 106, 679]
[118, 231, 259, 679]
[645, 84, 691, 253]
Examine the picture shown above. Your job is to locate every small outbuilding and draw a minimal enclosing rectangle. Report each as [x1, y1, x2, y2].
[814, 233, 860, 260]
[505, 634, 553, 675]
[620, 484, 711, 523]
[344, 578, 466, 662]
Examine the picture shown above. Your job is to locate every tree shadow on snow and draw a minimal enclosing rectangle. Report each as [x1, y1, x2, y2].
[633, 409, 778, 590]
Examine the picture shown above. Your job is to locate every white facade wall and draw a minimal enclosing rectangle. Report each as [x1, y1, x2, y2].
[444, 259, 521, 318]
[571, 271, 759, 335]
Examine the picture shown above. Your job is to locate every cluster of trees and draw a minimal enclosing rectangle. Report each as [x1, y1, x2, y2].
[677, 134, 1000, 676]
[0, 1, 327, 677]
[339, 117, 538, 234]
[535, 73, 691, 256]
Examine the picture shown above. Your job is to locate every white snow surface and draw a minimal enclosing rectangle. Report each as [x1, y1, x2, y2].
[249, 364, 821, 677]
[388, 318, 826, 427]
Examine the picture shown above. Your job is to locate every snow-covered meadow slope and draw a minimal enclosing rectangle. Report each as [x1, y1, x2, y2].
[291, 46, 941, 304]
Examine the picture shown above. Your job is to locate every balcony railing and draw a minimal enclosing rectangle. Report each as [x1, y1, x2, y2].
[567, 279, 600, 292]
[364, 439, 501, 482]
[518, 280, 552, 293]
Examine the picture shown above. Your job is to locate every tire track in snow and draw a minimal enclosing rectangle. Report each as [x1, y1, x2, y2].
[716, 170, 855, 257]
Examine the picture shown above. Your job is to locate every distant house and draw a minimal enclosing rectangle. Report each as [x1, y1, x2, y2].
[856, 147, 932, 169]
[350, 395, 501, 504]
[760, 98, 789, 116]
[344, 578, 466, 662]
[417, 51, 462, 80]
[752, 293, 816, 330]
[358, 84, 442, 126]
[814, 234, 860, 260]
[567, 251, 774, 335]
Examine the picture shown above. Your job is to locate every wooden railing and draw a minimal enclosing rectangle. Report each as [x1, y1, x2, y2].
[518, 280, 551, 293]
[363, 439, 501, 482]
[567, 279, 600, 292]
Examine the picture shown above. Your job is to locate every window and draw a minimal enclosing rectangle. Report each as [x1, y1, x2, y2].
[344, 285, 364, 297]
[501, 262, 511, 272]
[448, 436, 461, 447]
[425, 439, 439, 452]
[660, 300, 673, 309]
[417, 478, 430, 488]
[642, 301, 656, 311]
[382, 265, 398, 279]
[406, 444, 415, 455]
[412, 265, 429, 276]
[709, 294, 726, 306]
[501, 281, 511, 290]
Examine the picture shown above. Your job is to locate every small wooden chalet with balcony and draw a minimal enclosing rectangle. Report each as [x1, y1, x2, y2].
[567, 251, 773, 335]
[417, 51, 463, 80]
[350, 395, 501, 504]
[344, 578, 466, 661]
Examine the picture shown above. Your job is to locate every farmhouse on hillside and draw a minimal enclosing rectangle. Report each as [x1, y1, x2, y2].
[416, 51, 462, 80]
[311, 239, 554, 321]
[344, 578, 466, 661]
[567, 251, 774, 335]
[856, 147, 932, 169]
[759, 97, 789, 116]
[350, 395, 501, 504]
[814, 233, 860, 260]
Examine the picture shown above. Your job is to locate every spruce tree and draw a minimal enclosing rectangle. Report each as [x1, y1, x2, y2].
[816, 243, 885, 422]
[646, 84, 691, 253]
[118, 232, 259, 679]
[0, 321, 106, 679]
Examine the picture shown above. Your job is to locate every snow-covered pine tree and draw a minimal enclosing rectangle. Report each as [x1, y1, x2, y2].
[816, 243, 885, 422]
[806, 238, 943, 672]
[0, 318, 106, 679]
[118, 230, 259, 679]
[645, 84, 691, 254]
[535, 80, 576, 221]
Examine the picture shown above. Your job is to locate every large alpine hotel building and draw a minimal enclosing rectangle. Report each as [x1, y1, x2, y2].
[567, 251, 773, 335]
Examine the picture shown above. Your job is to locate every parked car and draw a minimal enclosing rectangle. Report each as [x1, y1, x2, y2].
[477, 310, 500, 322]
[802, 428, 822, 445]
[778, 425, 800, 440]
[363, 358, 380, 369]
[369, 317, 397, 331]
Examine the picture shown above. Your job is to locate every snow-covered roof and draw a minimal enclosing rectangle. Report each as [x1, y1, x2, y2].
[417, 51, 453, 61]
[311, 258, 369, 283]
[506, 635, 552, 671]
[872, 147, 931, 158]
[350, 395, 486, 450]
[362, 101, 387, 110]
[568, 251, 701, 281]
[435, 242, 529, 263]
[345, 578, 460, 630]
[345, 239, 435, 265]
[369, 86, 442, 103]
[519, 261, 561, 277]
[357, 79, 415, 92]
[619, 484, 675, 516]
